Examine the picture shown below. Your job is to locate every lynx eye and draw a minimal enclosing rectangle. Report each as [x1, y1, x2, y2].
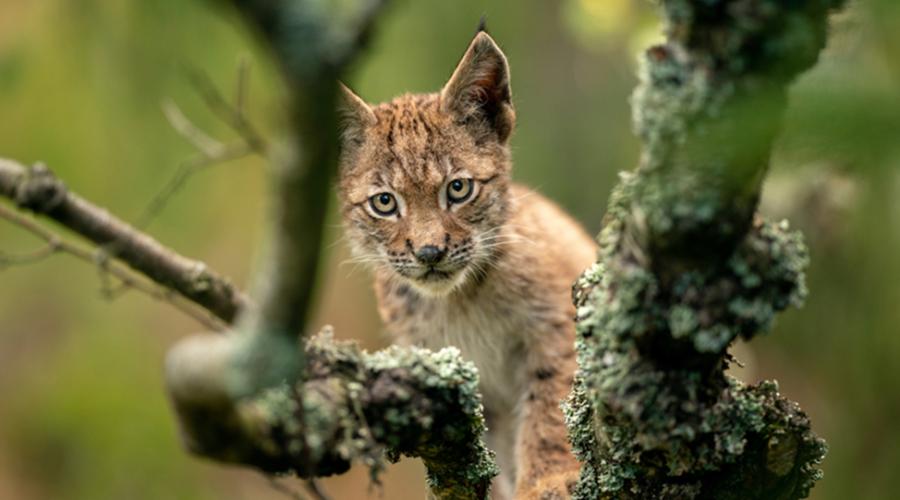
[369, 192, 398, 216]
[447, 178, 474, 204]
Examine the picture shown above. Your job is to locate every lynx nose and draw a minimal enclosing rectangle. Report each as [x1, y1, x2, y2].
[415, 245, 446, 265]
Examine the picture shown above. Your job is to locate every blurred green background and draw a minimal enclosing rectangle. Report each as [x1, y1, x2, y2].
[1, 1, 898, 499]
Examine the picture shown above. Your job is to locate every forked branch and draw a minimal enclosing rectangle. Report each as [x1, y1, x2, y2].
[0, 203, 226, 331]
[0, 159, 249, 324]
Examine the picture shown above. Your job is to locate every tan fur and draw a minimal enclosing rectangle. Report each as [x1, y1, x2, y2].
[337, 32, 597, 499]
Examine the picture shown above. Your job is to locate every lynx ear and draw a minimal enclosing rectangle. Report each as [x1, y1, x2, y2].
[337, 82, 376, 148]
[440, 31, 515, 143]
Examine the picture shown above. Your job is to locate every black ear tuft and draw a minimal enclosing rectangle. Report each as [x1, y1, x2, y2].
[476, 15, 488, 36]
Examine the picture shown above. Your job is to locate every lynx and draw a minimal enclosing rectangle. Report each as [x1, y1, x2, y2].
[337, 30, 597, 499]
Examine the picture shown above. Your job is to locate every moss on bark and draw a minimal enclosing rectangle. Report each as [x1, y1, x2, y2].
[169, 329, 498, 499]
[563, 1, 844, 498]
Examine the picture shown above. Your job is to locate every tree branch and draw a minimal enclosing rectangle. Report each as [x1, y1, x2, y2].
[0, 2, 498, 495]
[167, 330, 497, 499]
[564, 1, 845, 498]
[176, 0, 394, 399]
[136, 60, 264, 231]
[183, 68, 268, 154]
[0, 158, 249, 324]
[0, 203, 227, 331]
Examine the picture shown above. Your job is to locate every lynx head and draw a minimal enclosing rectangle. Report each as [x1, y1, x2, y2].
[337, 31, 515, 296]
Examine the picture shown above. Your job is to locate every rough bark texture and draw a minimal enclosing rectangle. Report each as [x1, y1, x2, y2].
[167, 329, 497, 499]
[563, 1, 844, 498]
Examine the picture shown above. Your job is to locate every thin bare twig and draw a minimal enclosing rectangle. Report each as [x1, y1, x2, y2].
[235, 55, 252, 114]
[185, 67, 268, 154]
[0, 158, 248, 324]
[134, 142, 252, 230]
[0, 243, 56, 269]
[162, 98, 226, 158]
[137, 59, 263, 230]
[0, 203, 226, 331]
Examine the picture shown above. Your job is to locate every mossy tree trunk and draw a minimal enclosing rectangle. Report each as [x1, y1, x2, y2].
[564, 1, 844, 498]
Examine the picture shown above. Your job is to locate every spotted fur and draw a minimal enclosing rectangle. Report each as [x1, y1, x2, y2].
[338, 32, 597, 499]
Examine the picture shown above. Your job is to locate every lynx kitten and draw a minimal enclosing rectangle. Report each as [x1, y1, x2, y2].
[337, 30, 597, 499]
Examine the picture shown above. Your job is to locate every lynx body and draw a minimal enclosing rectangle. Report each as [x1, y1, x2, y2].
[338, 31, 597, 499]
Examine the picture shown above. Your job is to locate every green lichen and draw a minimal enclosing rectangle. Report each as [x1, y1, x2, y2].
[243, 330, 497, 499]
[366, 345, 498, 499]
[564, 0, 841, 498]
[629, 0, 845, 265]
[566, 187, 824, 498]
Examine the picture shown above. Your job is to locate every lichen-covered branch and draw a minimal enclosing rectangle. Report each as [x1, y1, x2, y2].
[564, 1, 844, 498]
[166, 326, 499, 499]
[0, 158, 248, 324]
[167, 329, 497, 499]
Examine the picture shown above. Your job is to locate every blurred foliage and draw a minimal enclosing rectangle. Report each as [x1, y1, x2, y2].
[0, 0, 898, 499]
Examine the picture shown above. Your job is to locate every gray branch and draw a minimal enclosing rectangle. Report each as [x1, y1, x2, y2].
[0, 158, 248, 324]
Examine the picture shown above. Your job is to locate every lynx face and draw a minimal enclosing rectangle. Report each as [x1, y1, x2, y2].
[338, 32, 516, 296]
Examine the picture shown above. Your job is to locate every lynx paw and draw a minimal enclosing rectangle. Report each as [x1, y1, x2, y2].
[518, 471, 578, 500]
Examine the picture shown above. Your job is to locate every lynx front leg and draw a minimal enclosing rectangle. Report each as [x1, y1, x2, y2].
[514, 335, 580, 499]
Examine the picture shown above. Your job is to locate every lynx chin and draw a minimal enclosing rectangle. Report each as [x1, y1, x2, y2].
[337, 30, 597, 499]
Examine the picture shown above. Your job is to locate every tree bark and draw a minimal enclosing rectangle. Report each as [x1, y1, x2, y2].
[563, 1, 845, 498]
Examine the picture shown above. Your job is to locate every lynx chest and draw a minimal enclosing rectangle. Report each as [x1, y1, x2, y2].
[396, 293, 530, 416]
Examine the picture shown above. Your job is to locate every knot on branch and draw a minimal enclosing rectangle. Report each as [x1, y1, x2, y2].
[188, 262, 213, 293]
[14, 163, 68, 214]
